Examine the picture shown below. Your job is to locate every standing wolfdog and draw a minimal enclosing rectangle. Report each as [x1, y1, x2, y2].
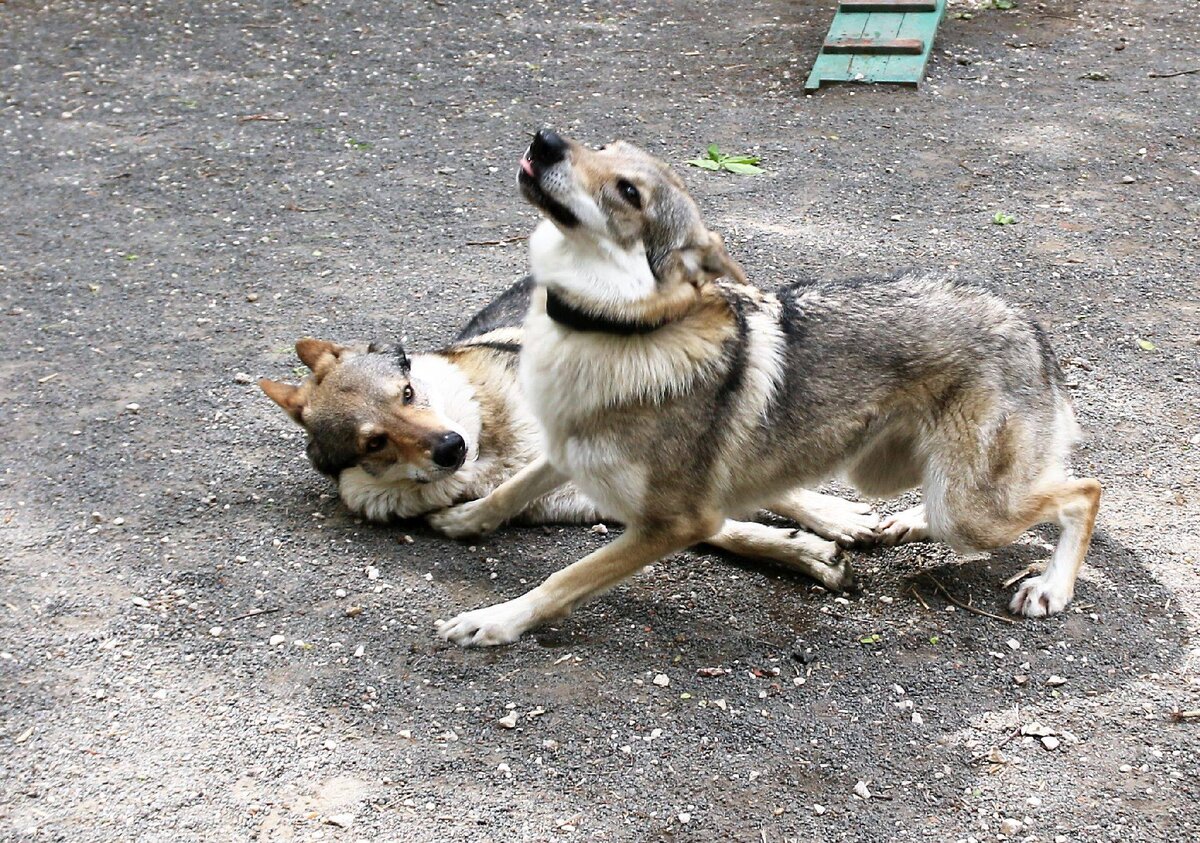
[429, 129, 1100, 646]
[260, 279, 880, 589]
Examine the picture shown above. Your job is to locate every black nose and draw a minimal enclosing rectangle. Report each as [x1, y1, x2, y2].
[529, 128, 568, 168]
[431, 432, 466, 469]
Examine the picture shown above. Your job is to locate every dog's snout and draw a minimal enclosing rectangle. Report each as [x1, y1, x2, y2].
[431, 431, 467, 469]
[529, 129, 568, 168]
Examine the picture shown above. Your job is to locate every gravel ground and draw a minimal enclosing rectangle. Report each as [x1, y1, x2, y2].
[1, 1, 1197, 841]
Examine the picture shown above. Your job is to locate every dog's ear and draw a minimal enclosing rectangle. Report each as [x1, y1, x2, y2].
[655, 230, 746, 287]
[295, 338, 348, 379]
[259, 379, 306, 423]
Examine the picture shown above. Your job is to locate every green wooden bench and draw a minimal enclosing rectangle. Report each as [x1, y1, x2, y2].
[805, 0, 947, 90]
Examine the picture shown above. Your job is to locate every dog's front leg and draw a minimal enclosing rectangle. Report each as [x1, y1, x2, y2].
[436, 518, 716, 647]
[428, 456, 566, 539]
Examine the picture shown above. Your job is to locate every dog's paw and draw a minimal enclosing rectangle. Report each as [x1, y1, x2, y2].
[792, 496, 880, 545]
[815, 547, 856, 592]
[877, 507, 930, 546]
[435, 598, 536, 647]
[427, 499, 500, 539]
[1009, 574, 1071, 618]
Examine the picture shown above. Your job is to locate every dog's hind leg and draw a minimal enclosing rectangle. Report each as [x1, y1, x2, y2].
[436, 515, 720, 646]
[767, 489, 880, 546]
[704, 520, 854, 591]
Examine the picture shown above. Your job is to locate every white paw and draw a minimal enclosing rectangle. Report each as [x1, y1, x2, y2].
[808, 502, 881, 546]
[877, 508, 929, 546]
[435, 597, 537, 647]
[806, 544, 855, 591]
[427, 499, 500, 539]
[1009, 574, 1072, 618]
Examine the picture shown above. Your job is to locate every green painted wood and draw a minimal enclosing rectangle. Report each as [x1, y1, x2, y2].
[805, 0, 946, 90]
[847, 10, 906, 80]
[840, 1, 935, 10]
[805, 11, 870, 92]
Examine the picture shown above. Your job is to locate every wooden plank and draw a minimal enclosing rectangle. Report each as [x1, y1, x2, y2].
[839, 1, 935, 11]
[845, 8, 906, 82]
[806, 0, 946, 89]
[805, 11, 870, 90]
[825, 37, 923, 54]
[879, 0, 946, 85]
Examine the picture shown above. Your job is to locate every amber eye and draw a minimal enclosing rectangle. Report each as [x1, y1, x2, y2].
[365, 433, 388, 453]
[402, 384, 414, 404]
[616, 179, 641, 209]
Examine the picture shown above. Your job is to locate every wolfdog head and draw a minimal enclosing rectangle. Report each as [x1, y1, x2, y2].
[516, 129, 743, 313]
[260, 339, 469, 482]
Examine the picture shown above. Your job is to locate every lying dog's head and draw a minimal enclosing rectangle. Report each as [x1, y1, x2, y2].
[517, 128, 744, 308]
[260, 339, 469, 482]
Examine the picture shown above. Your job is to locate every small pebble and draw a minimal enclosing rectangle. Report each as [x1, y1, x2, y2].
[677, 812, 691, 825]
[269, 635, 286, 646]
[497, 712, 519, 729]
[366, 566, 380, 580]
[233, 372, 253, 384]
[245, 292, 260, 302]
[345, 606, 363, 617]
[589, 523, 609, 535]
[353, 645, 365, 658]
[854, 780, 871, 799]
[813, 804, 826, 815]
[125, 403, 140, 413]
[1046, 675, 1068, 686]
[652, 673, 670, 687]
[1006, 638, 1020, 651]
[1041, 735, 1061, 750]
[1121, 175, 1135, 183]
[112, 517, 125, 526]
[209, 626, 224, 637]
[1000, 818, 1023, 836]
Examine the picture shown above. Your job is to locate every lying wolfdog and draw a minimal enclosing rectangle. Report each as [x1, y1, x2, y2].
[426, 129, 1100, 646]
[259, 279, 880, 589]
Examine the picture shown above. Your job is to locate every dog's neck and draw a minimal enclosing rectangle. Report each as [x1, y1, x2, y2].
[529, 219, 697, 335]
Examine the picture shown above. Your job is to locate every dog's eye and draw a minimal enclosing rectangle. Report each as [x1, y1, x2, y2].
[364, 433, 388, 453]
[616, 179, 641, 209]
[402, 384, 414, 404]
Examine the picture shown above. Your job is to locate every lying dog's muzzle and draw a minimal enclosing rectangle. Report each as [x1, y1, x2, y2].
[431, 431, 467, 470]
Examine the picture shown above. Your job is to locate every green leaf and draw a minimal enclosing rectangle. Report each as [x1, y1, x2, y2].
[1136, 338, 1157, 351]
[722, 161, 763, 175]
[723, 155, 761, 165]
[992, 211, 1016, 225]
[687, 158, 721, 170]
[706, 143, 721, 160]
[929, 635, 939, 645]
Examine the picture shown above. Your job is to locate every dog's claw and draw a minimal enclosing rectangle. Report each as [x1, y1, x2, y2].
[436, 597, 538, 647]
[1009, 574, 1071, 618]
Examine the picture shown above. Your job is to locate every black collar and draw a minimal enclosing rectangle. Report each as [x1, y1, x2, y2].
[544, 288, 669, 336]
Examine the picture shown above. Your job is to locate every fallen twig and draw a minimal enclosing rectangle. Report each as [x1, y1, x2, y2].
[1169, 708, 1200, 723]
[1149, 67, 1200, 79]
[908, 585, 931, 611]
[923, 574, 1016, 625]
[226, 607, 281, 623]
[283, 203, 329, 213]
[969, 725, 1023, 764]
[1002, 563, 1040, 588]
[238, 113, 290, 123]
[465, 235, 526, 246]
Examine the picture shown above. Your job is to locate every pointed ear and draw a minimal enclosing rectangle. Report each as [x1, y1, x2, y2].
[259, 378, 306, 424]
[654, 230, 746, 287]
[295, 338, 348, 379]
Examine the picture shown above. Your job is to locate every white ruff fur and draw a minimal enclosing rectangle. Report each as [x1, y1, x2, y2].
[529, 219, 657, 307]
[336, 352, 596, 525]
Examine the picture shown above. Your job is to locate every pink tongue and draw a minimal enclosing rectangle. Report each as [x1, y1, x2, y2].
[520, 157, 535, 176]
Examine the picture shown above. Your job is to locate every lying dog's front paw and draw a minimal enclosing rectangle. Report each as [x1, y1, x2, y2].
[435, 598, 537, 647]
[1009, 574, 1071, 618]
[427, 499, 500, 539]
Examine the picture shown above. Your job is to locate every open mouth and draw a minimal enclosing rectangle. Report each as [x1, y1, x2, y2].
[517, 154, 580, 229]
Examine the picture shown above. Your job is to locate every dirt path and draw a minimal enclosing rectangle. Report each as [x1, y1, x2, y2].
[1, 1, 1197, 840]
